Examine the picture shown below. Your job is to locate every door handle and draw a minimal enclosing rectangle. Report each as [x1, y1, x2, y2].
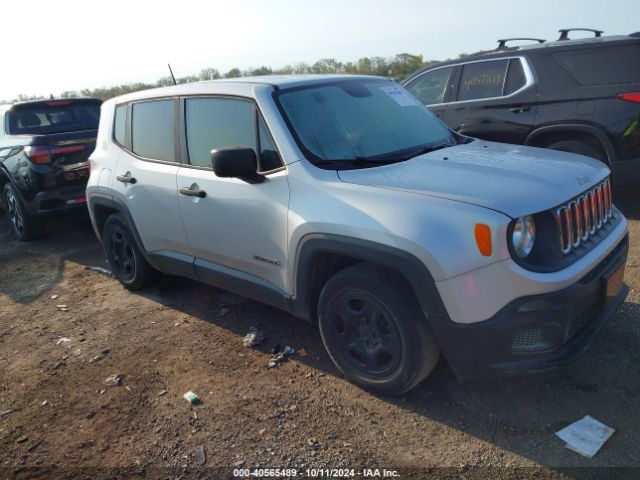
[179, 186, 206, 198]
[116, 173, 137, 184]
[508, 106, 531, 113]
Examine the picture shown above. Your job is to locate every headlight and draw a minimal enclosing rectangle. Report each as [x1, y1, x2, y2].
[512, 216, 536, 258]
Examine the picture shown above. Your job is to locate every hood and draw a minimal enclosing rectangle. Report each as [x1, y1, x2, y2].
[337, 141, 610, 218]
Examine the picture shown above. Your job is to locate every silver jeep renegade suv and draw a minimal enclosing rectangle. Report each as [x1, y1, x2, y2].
[87, 75, 629, 395]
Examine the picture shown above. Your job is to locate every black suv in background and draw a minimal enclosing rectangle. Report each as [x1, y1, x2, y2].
[403, 29, 640, 187]
[0, 98, 101, 240]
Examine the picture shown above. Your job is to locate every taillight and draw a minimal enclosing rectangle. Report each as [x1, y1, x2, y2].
[24, 146, 52, 165]
[50, 145, 85, 155]
[617, 93, 640, 103]
[45, 100, 73, 106]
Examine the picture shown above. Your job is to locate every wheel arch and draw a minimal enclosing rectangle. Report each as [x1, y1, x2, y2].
[88, 193, 156, 267]
[0, 167, 21, 206]
[524, 123, 617, 166]
[291, 234, 449, 326]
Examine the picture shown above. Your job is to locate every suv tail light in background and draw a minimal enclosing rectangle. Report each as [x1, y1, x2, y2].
[617, 93, 640, 103]
[50, 145, 86, 155]
[24, 145, 52, 164]
[23, 144, 87, 165]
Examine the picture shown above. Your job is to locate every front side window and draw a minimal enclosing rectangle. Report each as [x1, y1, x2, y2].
[131, 100, 174, 162]
[404, 66, 453, 105]
[457, 60, 509, 101]
[185, 98, 256, 168]
[276, 79, 454, 165]
[114, 105, 126, 145]
[258, 115, 282, 171]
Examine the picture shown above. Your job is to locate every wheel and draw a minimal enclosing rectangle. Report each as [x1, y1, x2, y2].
[3, 183, 42, 241]
[102, 213, 159, 290]
[317, 263, 440, 395]
[546, 140, 606, 163]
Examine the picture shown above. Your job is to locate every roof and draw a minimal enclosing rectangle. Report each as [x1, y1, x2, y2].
[109, 74, 386, 104]
[405, 33, 639, 79]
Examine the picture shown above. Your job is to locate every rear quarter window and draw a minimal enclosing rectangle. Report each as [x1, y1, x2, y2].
[113, 105, 127, 146]
[553, 44, 640, 86]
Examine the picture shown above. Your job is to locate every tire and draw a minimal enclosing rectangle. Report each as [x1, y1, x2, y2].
[102, 213, 159, 290]
[3, 183, 42, 241]
[317, 263, 440, 395]
[546, 140, 606, 163]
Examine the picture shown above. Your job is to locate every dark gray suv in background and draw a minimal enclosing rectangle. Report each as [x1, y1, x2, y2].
[403, 29, 640, 188]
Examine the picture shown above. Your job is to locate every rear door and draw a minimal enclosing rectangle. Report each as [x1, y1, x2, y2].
[176, 96, 289, 293]
[403, 65, 456, 119]
[111, 98, 189, 258]
[443, 58, 538, 144]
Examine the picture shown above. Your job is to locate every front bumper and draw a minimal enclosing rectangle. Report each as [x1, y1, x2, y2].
[433, 234, 629, 379]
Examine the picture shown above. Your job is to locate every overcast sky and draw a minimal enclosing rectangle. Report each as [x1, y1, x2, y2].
[1, 0, 637, 101]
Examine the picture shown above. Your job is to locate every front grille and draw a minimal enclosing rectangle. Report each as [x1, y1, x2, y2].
[555, 178, 613, 255]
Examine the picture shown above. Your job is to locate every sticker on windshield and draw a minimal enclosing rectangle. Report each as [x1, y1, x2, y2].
[379, 86, 419, 106]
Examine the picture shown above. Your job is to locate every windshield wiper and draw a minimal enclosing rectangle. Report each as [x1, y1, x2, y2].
[315, 138, 458, 168]
[389, 140, 457, 162]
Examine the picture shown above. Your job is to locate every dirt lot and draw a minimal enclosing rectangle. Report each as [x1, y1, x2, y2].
[0, 194, 638, 480]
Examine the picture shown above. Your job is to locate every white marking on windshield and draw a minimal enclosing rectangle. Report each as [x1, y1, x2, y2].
[379, 86, 419, 107]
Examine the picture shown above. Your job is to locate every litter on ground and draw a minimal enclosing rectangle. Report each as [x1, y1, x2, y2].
[243, 326, 264, 348]
[84, 266, 113, 276]
[555, 415, 615, 458]
[104, 374, 124, 387]
[183, 391, 201, 405]
[268, 345, 295, 368]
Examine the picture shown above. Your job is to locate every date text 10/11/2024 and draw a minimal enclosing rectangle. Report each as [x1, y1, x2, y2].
[233, 468, 401, 477]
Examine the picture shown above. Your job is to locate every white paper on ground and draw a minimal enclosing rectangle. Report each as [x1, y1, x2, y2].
[555, 415, 615, 458]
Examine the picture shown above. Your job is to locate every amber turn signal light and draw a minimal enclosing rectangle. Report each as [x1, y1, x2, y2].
[475, 224, 492, 256]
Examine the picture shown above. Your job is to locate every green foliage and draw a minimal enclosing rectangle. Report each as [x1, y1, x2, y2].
[4, 53, 438, 103]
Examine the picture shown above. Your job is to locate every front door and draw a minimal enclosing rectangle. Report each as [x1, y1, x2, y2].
[176, 97, 290, 294]
[443, 58, 538, 145]
[403, 65, 456, 120]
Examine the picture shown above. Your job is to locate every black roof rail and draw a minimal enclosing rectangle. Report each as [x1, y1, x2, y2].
[496, 38, 546, 49]
[630, 31, 640, 38]
[558, 28, 603, 40]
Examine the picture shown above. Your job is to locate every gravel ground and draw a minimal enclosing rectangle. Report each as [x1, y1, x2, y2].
[0, 193, 638, 480]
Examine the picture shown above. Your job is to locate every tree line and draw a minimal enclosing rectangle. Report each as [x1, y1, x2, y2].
[6, 53, 440, 103]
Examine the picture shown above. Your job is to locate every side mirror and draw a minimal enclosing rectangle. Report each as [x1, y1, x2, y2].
[211, 147, 264, 184]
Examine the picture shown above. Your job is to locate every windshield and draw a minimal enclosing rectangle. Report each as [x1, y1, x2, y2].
[275, 79, 455, 165]
[7, 100, 101, 135]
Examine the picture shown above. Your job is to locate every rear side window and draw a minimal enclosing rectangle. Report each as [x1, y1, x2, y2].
[457, 60, 509, 101]
[6, 101, 101, 135]
[405, 66, 453, 105]
[114, 105, 126, 145]
[554, 45, 640, 86]
[504, 59, 527, 95]
[185, 98, 256, 168]
[131, 100, 175, 162]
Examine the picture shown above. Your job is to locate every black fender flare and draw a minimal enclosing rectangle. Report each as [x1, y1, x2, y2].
[524, 123, 617, 165]
[0, 166, 23, 203]
[87, 193, 158, 269]
[291, 233, 449, 324]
